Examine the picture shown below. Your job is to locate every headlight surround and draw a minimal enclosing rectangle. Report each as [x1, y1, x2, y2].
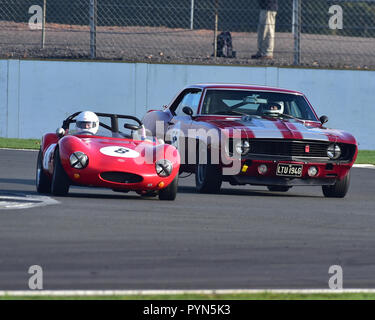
[69, 151, 89, 169]
[234, 140, 250, 156]
[327, 144, 341, 160]
[155, 159, 173, 177]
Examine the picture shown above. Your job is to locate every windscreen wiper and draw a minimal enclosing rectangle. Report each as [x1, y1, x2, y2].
[263, 112, 303, 121]
[212, 110, 248, 117]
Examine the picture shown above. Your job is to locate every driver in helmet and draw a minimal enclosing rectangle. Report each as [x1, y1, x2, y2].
[75, 111, 99, 135]
[264, 102, 284, 115]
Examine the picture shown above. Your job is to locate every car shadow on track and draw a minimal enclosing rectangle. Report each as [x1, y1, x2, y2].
[177, 186, 322, 198]
[0, 188, 154, 201]
[0, 189, 40, 196]
[0, 178, 35, 186]
[62, 192, 143, 200]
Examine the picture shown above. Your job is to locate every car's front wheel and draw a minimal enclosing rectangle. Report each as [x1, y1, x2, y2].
[36, 149, 51, 193]
[159, 175, 178, 201]
[322, 172, 350, 198]
[267, 186, 292, 192]
[195, 163, 222, 194]
[51, 149, 70, 196]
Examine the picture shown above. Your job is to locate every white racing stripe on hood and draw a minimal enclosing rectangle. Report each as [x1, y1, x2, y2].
[291, 122, 330, 141]
[240, 118, 284, 139]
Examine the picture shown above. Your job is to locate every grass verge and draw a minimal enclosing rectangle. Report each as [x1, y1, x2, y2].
[355, 150, 375, 165]
[0, 138, 40, 150]
[0, 138, 374, 165]
[1, 292, 375, 300]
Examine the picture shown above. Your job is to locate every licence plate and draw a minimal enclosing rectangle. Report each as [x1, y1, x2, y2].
[276, 164, 303, 177]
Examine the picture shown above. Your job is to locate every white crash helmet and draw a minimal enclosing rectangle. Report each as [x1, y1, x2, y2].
[265, 102, 284, 115]
[75, 111, 99, 135]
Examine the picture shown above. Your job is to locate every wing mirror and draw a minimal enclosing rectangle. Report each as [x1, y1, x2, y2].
[319, 115, 329, 124]
[56, 127, 65, 138]
[124, 123, 141, 131]
[182, 106, 194, 117]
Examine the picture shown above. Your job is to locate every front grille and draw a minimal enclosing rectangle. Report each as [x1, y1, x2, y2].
[100, 172, 143, 184]
[252, 140, 329, 157]
[229, 139, 356, 161]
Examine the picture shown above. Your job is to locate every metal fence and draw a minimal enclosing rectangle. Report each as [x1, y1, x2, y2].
[0, 0, 375, 68]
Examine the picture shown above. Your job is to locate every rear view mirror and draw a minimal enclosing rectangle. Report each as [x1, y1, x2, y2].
[56, 128, 65, 138]
[243, 95, 267, 104]
[124, 123, 141, 131]
[320, 115, 329, 124]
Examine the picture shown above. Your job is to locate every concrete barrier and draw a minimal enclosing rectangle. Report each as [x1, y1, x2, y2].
[0, 59, 373, 149]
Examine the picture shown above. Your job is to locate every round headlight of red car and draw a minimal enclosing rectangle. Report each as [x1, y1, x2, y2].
[235, 140, 250, 156]
[156, 159, 173, 177]
[69, 152, 89, 169]
[327, 144, 341, 160]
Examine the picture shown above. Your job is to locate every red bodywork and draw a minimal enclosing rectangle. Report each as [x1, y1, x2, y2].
[143, 84, 358, 187]
[40, 133, 180, 192]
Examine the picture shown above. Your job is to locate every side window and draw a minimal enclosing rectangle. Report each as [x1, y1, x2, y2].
[189, 91, 202, 115]
[175, 90, 202, 116]
[289, 100, 303, 118]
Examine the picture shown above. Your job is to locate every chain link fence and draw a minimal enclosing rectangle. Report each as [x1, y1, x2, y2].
[0, 0, 374, 68]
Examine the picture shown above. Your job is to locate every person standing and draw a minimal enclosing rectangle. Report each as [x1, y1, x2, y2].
[251, 0, 278, 60]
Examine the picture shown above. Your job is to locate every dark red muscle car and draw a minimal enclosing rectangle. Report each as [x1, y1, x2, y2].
[143, 84, 358, 198]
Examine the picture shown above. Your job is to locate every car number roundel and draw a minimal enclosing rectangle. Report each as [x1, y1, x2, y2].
[100, 146, 140, 158]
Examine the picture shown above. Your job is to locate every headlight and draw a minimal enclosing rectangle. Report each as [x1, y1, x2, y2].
[155, 159, 173, 177]
[327, 144, 341, 160]
[235, 140, 250, 156]
[70, 151, 89, 169]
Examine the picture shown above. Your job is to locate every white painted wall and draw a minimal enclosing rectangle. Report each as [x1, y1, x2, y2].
[0, 59, 374, 149]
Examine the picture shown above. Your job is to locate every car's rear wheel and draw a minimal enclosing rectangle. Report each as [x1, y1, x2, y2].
[36, 149, 51, 193]
[159, 175, 178, 201]
[322, 172, 350, 198]
[51, 149, 70, 196]
[267, 186, 292, 192]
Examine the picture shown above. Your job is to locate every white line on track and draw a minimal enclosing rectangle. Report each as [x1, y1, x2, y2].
[0, 194, 59, 210]
[1, 289, 375, 296]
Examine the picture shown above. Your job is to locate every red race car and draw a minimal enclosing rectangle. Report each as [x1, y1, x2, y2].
[143, 84, 358, 198]
[36, 111, 180, 200]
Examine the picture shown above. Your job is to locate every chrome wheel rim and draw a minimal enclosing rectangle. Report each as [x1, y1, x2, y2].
[197, 164, 206, 185]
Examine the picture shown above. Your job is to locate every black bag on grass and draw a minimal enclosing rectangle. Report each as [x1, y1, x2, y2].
[216, 31, 236, 58]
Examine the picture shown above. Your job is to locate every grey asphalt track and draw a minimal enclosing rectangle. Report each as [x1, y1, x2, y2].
[0, 149, 374, 290]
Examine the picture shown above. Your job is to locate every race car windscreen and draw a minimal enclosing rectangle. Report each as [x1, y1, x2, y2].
[69, 116, 157, 141]
[200, 90, 318, 121]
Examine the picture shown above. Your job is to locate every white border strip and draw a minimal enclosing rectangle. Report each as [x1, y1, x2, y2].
[353, 164, 375, 169]
[0, 148, 38, 152]
[1, 289, 375, 296]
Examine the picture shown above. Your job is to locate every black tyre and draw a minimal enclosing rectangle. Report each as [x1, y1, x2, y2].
[322, 172, 350, 198]
[195, 163, 222, 194]
[36, 149, 51, 193]
[51, 149, 70, 196]
[267, 186, 292, 192]
[159, 175, 178, 201]
[195, 143, 222, 193]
